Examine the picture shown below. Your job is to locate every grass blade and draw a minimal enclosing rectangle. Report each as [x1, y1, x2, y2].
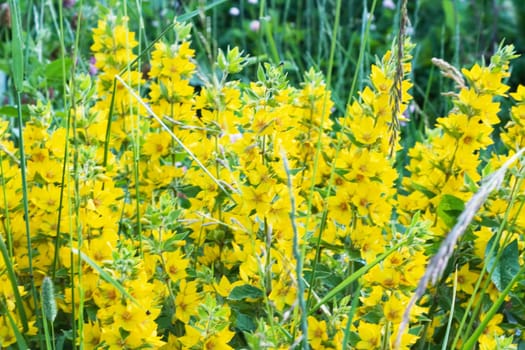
[7, 0, 23, 91]
[310, 240, 404, 314]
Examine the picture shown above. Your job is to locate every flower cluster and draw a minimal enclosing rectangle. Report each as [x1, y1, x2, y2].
[0, 10, 524, 350]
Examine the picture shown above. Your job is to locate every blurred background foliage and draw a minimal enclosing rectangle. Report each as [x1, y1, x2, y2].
[1, 0, 525, 130]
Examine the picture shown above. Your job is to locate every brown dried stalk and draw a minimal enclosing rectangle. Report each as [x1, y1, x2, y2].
[389, 0, 409, 158]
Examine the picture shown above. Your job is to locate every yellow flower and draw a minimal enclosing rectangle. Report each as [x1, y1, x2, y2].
[451, 264, 479, 294]
[100, 324, 142, 350]
[213, 276, 243, 298]
[163, 250, 189, 282]
[30, 158, 63, 183]
[327, 187, 355, 225]
[355, 321, 382, 349]
[82, 321, 102, 350]
[241, 184, 272, 216]
[307, 316, 328, 349]
[352, 115, 382, 145]
[175, 280, 201, 323]
[382, 294, 406, 324]
[142, 131, 172, 159]
[0, 316, 18, 347]
[111, 302, 149, 331]
[269, 277, 296, 311]
[478, 313, 504, 350]
[203, 327, 235, 350]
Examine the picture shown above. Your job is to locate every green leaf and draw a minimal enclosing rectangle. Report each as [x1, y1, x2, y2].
[437, 194, 465, 227]
[463, 172, 478, 193]
[0, 105, 29, 119]
[486, 239, 520, 291]
[45, 58, 72, 82]
[410, 182, 436, 199]
[228, 284, 264, 300]
[234, 312, 257, 332]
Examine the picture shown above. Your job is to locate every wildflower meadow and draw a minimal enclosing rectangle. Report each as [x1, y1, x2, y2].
[0, 0, 524, 349]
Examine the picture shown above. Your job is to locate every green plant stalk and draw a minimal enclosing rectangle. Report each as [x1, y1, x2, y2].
[50, 1, 78, 349]
[310, 239, 404, 314]
[358, 1, 368, 94]
[125, 0, 144, 258]
[315, 0, 325, 64]
[7, 0, 23, 91]
[258, 0, 266, 64]
[52, 0, 85, 280]
[11, 54, 42, 350]
[63, 0, 84, 334]
[461, 262, 525, 350]
[452, 0, 460, 69]
[381, 321, 390, 350]
[102, 80, 118, 168]
[113, 74, 235, 202]
[347, 0, 378, 107]
[342, 280, 361, 348]
[73, 248, 140, 306]
[451, 173, 524, 349]
[442, 266, 458, 350]
[463, 173, 524, 343]
[263, 17, 280, 63]
[40, 295, 53, 350]
[0, 156, 13, 257]
[70, 93, 80, 350]
[281, 149, 308, 350]
[304, 0, 343, 309]
[102, 0, 231, 167]
[125, 0, 228, 72]
[0, 233, 28, 331]
[305, 0, 378, 311]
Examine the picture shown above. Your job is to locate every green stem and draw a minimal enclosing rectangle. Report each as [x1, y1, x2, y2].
[304, 0, 343, 310]
[452, 173, 523, 348]
[310, 239, 404, 314]
[461, 263, 525, 350]
[282, 150, 308, 350]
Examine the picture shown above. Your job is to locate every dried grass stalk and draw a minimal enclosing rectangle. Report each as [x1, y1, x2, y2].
[395, 148, 525, 349]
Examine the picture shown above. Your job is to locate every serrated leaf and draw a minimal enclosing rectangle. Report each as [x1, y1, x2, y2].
[228, 284, 264, 300]
[437, 194, 465, 227]
[486, 239, 520, 291]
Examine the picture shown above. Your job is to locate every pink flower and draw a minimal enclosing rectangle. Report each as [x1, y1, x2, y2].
[383, 0, 395, 10]
[89, 57, 98, 76]
[249, 20, 260, 32]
